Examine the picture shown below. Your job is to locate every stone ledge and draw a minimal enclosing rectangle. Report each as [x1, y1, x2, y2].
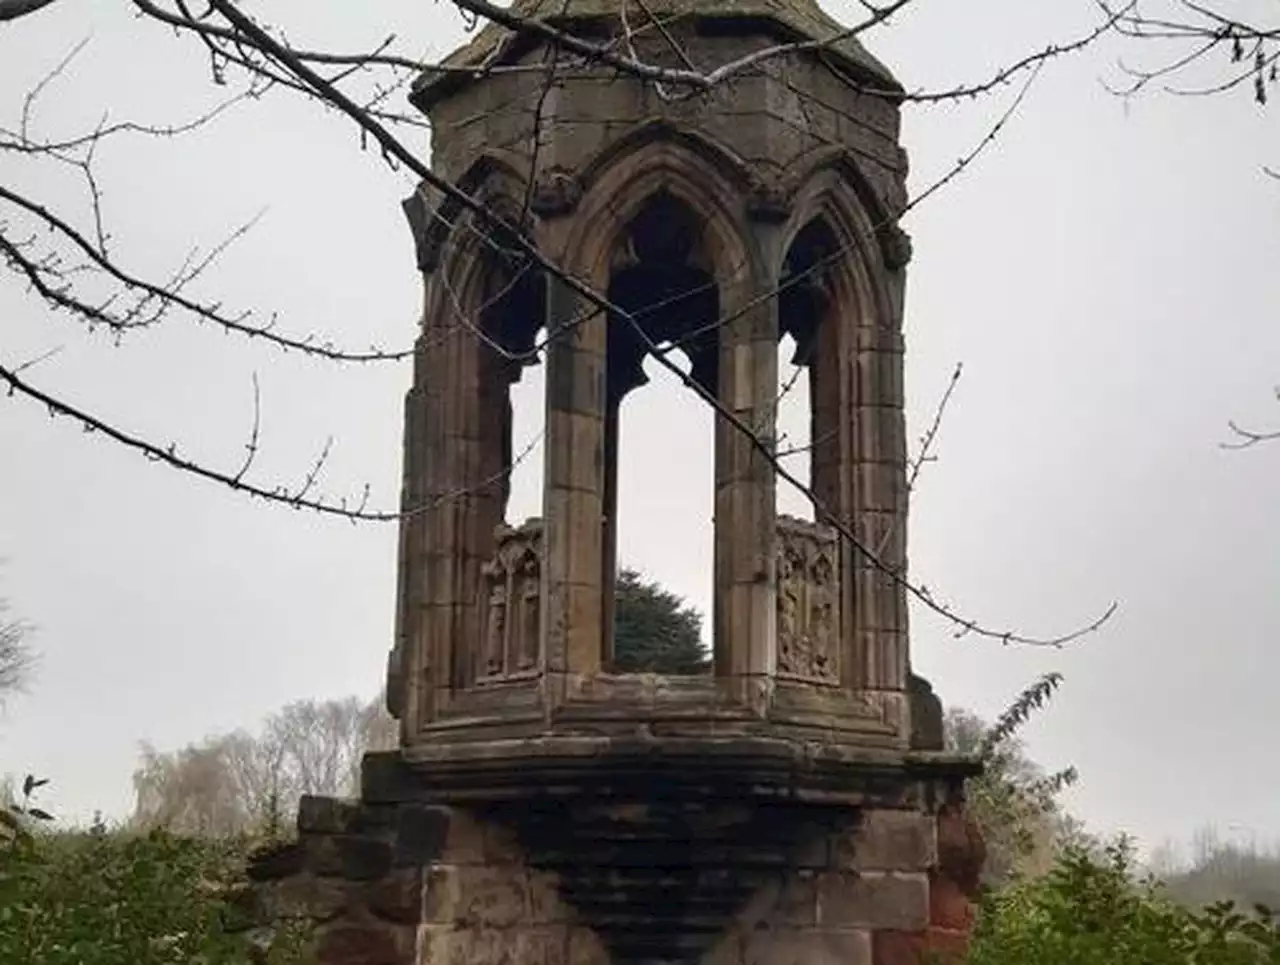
[367, 735, 978, 808]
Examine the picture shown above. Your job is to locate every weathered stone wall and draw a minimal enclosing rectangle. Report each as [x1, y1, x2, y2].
[427, 26, 906, 218]
[239, 788, 984, 965]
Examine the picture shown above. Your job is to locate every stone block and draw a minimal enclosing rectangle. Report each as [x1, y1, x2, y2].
[246, 841, 304, 882]
[736, 872, 819, 929]
[255, 874, 350, 922]
[567, 926, 611, 965]
[393, 805, 451, 867]
[433, 808, 486, 864]
[816, 871, 928, 931]
[298, 796, 397, 837]
[872, 929, 969, 965]
[423, 865, 529, 927]
[484, 820, 526, 865]
[741, 927, 874, 965]
[420, 924, 568, 965]
[315, 920, 412, 965]
[836, 809, 937, 872]
[365, 868, 424, 925]
[300, 832, 392, 880]
[546, 410, 605, 491]
[527, 869, 567, 923]
[338, 836, 395, 882]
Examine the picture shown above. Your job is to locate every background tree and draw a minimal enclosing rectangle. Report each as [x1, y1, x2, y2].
[947, 674, 1092, 887]
[0, 594, 35, 706]
[611, 568, 710, 675]
[1149, 826, 1280, 913]
[131, 693, 396, 836]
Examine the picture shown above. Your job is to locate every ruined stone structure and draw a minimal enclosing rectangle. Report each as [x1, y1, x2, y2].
[242, 1, 985, 962]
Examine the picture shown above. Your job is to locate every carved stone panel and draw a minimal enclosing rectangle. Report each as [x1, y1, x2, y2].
[776, 515, 841, 684]
[476, 519, 543, 683]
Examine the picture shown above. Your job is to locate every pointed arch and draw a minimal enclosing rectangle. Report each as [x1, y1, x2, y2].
[406, 150, 533, 274]
[563, 126, 763, 288]
[576, 120, 758, 208]
[776, 145, 910, 280]
[779, 167, 897, 333]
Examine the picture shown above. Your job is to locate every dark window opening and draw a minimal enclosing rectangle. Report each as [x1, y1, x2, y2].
[778, 219, 838, 521]
[479, 260, 548, 527]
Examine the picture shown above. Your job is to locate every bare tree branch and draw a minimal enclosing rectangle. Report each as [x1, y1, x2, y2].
[1222, 387, 1280, 450]
[0, 185, 414, 361]
[0, 0, 59, 23]
[0, 356, 544, 520]
[0, 0, 1121, 649]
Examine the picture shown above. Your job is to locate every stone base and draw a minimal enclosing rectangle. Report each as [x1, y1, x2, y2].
[237, 745, 983, 965]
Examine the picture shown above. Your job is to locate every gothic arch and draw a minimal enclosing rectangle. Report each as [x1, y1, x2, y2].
[411, 150, 534, 274]
[778, 168, 896, 329]
[777, 146, 910, 277]
[576, 120, 757, 197]
[563, 130, 763, 288]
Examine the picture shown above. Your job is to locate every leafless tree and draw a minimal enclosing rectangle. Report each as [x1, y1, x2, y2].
[131, 693, 396, 836]
[1, 0, 1127, 647]
[0, 595, 35, 705]
[1101, 2, 1279, 447]
[1104, 1, 1280, 106]
[1222, 387, 1280, 450]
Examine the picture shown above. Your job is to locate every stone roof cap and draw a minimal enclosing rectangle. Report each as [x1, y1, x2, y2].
[412, 0, 901, 111]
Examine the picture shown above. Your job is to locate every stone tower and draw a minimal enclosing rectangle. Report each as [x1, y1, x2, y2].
[242, 3, 985, 964]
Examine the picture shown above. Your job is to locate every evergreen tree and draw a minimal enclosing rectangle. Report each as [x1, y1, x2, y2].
[612, 569, 709, 674]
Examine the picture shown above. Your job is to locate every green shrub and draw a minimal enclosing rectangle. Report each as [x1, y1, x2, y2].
[0, 779, 309, 965]
[970, 840, 1280, 965]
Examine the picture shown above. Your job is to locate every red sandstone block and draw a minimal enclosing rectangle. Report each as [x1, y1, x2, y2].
[928, 874, 975, 932]
[873, 929, 969, 965]
[935, 806, 985, 895]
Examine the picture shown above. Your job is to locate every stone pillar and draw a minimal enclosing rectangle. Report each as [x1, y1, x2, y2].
[542, 276, 607, 694]
[714, 276, 778, 707]
[809, 265, 909, 700]
[850, 321, 909, 695]
[396, 267, 512, 733]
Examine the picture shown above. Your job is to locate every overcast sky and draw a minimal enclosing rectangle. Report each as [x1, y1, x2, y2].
[2, 0, 1277, 854]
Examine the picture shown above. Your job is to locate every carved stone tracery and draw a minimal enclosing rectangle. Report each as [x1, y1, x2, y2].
[476, 518, 543, 683]
[776, 515, 841, 684]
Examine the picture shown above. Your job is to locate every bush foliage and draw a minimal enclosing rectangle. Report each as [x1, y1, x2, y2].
[2, 826, 245, 964]
[1, 782, 308, 965]
[970, 840, 1280, 965]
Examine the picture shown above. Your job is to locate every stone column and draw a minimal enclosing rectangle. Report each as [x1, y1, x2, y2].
[850, 319, 909, 695]
[714, 275, 778, 708]
[397, 269, 510, 732]
[542, 275, 607, 698]
[808, 260, 909, 703]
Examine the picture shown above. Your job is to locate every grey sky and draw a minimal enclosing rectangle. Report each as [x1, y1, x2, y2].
[2, 0, 1277, 853]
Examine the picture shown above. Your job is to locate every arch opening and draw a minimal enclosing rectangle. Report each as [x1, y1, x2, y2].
[470, 254, 547, 686]
[777, 218, 840, 522]
[604, 191, 718, 675]
[478, 257, 548, 528]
